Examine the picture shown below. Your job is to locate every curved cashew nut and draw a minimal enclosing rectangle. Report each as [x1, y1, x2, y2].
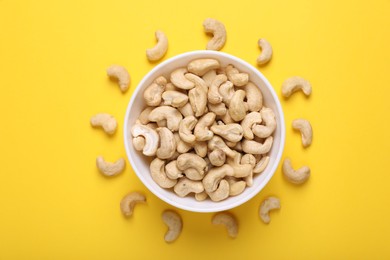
[281, 76, 312, 97]
[257, 38, 273, 65]
[156, 127, 177, 159]
[131, 124, 159, 156]
[138, 107, 154, 125]
[208, 136, 236, 158]
[244, 82, 263, 112]
[226, 65, 249, 87]
[174, 177, 204, 197]
[174, 133, 193, 154]
[194, 141, 208, 158]
[242, 136, 273, 155]
[202, 69, 217, 87]
[150, 158, 177, 188]
[226, 152, 253, 178]
[195, 191, 208, 201]
[203, 18, 226, 51]
[225, 177, 246, 196]
[146, 30, 168, 61]
[259, 197, 281, 224]
[162, 90, 189, 108]
[179, 116, 197, 144]
[210, 123, 243, 142]
[194, 112, 216, 141]
[202, 164, 234, 192]
[143, 76, 167, 106]
[241, 154, 256, 167]
[132, 136, 145, 151]
[178, 102, 194, 117]
[207, 179, 230, 202]
[165, 160, 184, 179]
[208, 74, 226, 105]
[252, 107, 276, 138]
[208, 102, 227, 116]
[177, 153, 207, 180]
[219, 81, 235, 106]
[282, 158, 310, 184]
[187, 58, 220, 76]
[120, 192, 146, 217]
[170, 68, 195, 90]
[162, 210, 182, 243]
[253, 156, 270, 174]
[148, 106, 183, 131]
[241, 112, 262, 140]
[228, 90, 247, 121]
[186, 73, 208, 117]
[292, 119, 313, 148]
[90, 113, 117, 135]
[106, 65, 130, 92]
[96, 156, 125, 176]
[212, 212, 238, 238]
[218, 111, 235, 125]
[208, 149, 226, 167]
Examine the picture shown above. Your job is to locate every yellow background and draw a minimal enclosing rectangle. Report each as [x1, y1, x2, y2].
[0, 0, 389, 259]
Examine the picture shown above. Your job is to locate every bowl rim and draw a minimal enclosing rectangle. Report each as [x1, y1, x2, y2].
[124, 50, 285, 213]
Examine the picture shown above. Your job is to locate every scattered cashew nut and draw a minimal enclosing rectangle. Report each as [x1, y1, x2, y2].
[203, 18, 226, 51]
[281, 76, 312, 97]
[120, 192, 146, 217]
[292, 119, 313, 148]
[106, 65, 130, 92]
[146, 30, 168, 62]
[257, 38, 273, 65]
[90, 113, 117, 135]
[259, 197, 281, 224]
[282, 158, 310, 184]
[212, 212, 238, 238]
[96, 156, 125, 176]
[162, 210, 182, 243]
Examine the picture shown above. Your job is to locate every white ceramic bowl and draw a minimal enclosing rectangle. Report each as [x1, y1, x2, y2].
[124, 50, 285, 213]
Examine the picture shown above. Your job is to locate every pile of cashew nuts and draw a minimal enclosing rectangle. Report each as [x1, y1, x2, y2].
[131, 58, 277, 202]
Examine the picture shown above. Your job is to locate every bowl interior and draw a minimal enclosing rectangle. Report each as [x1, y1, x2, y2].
[124, 50, 285, 213]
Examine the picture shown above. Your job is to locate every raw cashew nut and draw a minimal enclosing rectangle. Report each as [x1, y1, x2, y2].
[228, 90, 247, 121]
[208, 74, 226, 104]
[138, 107, 154, 125]
[106, 65, 130, 92]
[156, 127, 177, 159]
[208, 102, 227, 116]
[242, 136, 273, 155]
[212, 212, 238, 238]
[292, 119, 313, 148]
[146, 30, 168, 61]
[225, 177, 246, 196]
[165, 160, 183, 179]
[241, 112, 262, 139]
[244, 82, 263, 112]
[162, 210, 182, 243]
[170, 68, 195, 90]
[257, 39, 273, 65]
[218, 111, 234, 125]
[90, 113, 117, 135]
[253, 156, 270, 174]
[143, 76, 167, 106]
[120, 192, 146, 217]
[282, 158, 310, 184]
[210, 123, 243, 142]
[194, 142, 208, 158]
[150, 158, 177, 188]
[203, 18, 226, 51]
[194, 112, 216, 141]
[241, 154, 256, 167]
[186, 73, 208, 117]
[178, 102, 194, 117]
[131, 124, 159, 156]
[174, 177, 204, 197]
[195, 191, 208, 201]
[207, 179, 230, 202]
[202, 164, 234, 192]
[177, 153, 207, 180]
[132, 136, 145, 151]
[281, 76, 312, 97]
[202, 69, 217, 87]
[96, 156, 125, 176]
[208, 136, 236, 158]
[252, 107, 276, 138]
[187, 59, 220, 76]
[208, 149, 226, 166]
[226, 65, 249, 87]
[174, 132, 193, 154]
[259, 197, 281, 224]
[148, 106, 183, 131]
[219, 81, 235, 106]
[179, 116, 197, 144]
[226, 152, 253, 178]
[162, 90, 189, 108]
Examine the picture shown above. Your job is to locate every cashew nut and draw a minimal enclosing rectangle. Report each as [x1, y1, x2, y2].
[178, 102, 195, 117]
[186, 73, 208, 117]
[253, 156, 270, 174]
[282, 158, 310, 184]
[208, 136, 236, 158]
[212, 212, 238, 238]
[131, 124, 159, 156]
[241, 112, 262, 140]
[219, 81, 235, 106]
[242, 136, 273, 155]
[208, 149, 226, 167]
[132, 136, 145, 151]
[257, 38, 273, 65]
[259, 197, 280, 224]
[138, 107, 154, 125]
[194, 141, 208, 158]
[156, 127, 177, 159]
[177, 153, 207, 180]
[120, 192, 146, 217]
[162, 90, 189, 108]
[208, 74, 226, 104]
[165, 160, 184, 179]
[226, 65, 249, 87]
[241, 154, 256, 167]
[208, 102, 227, 116]
[179, 116, 197, 144]
[202, 69, 217, 87]
[174, 133, 193, 154]
[292, 119, 313, 148]
[218, 111, 234, 125]
[96, 156, 125, 176]
[252, 107, 276, 138]
[195, 191, 208, 201]
[106, 65, 130, 92]
[146, 30, 168, 62]
[244, 82, 263, 112]
[187, 58, 220, 76]
[207, 179, 230, 202]
[150, 158, 177, 188]
[203, 18, 226, 51]
[203, 164, 234, 192]
[170, 68, 195, 90]
[225, 177, 246, 196]
[143, 76, 167, 106]
[174, 177, 204, 197]
[228, 90, 247, 121]
[281, 76, 312, 97]
[210, 123, 243, 142]
[162, 210, 182, 243]
[194, 112, 216, 141]
[90, 113, 117, 135]
[226, 152, 253, 178]
[148, 106, 182, 131]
